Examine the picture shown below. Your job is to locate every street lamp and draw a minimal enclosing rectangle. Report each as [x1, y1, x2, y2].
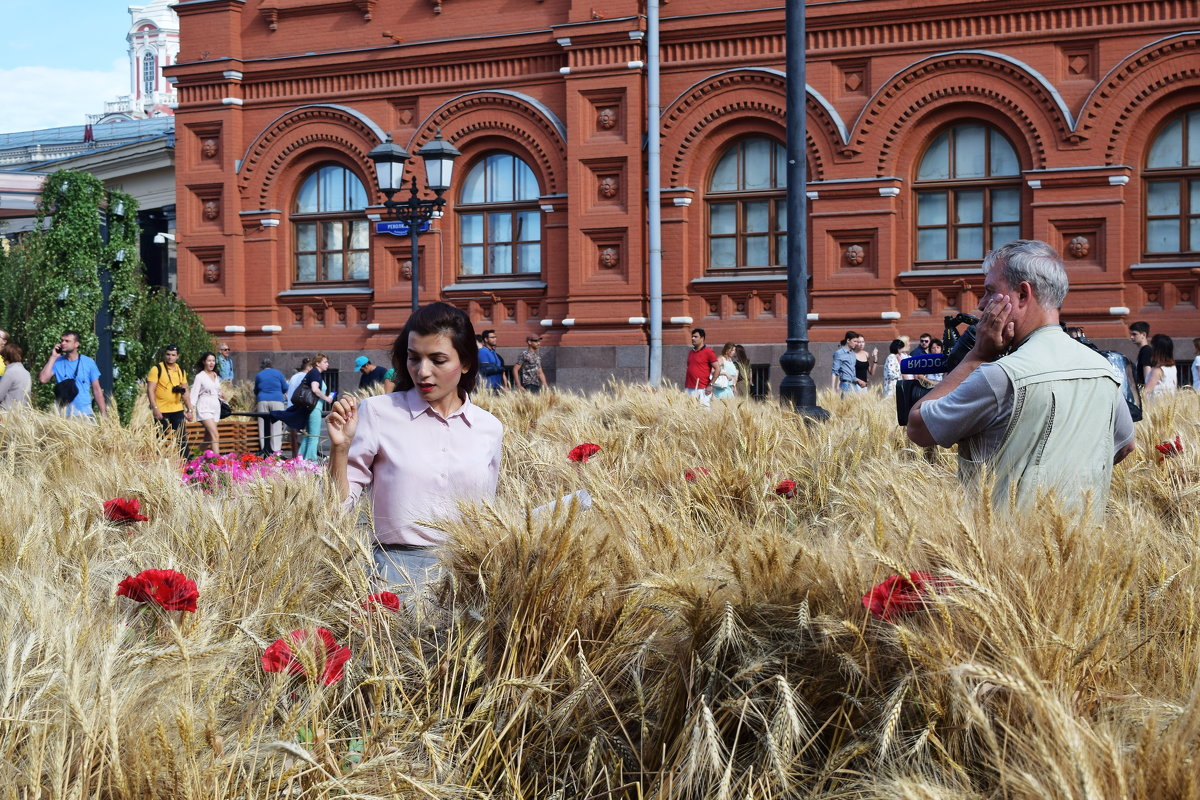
[778, 0, 827, 420]
[367, 130, 461, 312]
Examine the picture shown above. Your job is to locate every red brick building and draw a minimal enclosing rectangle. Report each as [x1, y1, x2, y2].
[167, 0, 1200, 389]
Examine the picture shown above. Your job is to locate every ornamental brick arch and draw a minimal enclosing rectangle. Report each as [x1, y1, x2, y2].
[849, 51, 1070, 176]
[884, 99, 1041, 185]
[1073, 33, 1200, 164]
[661, 68, 837, 186]
[414, 91, 567, 196]
[237, 104, 385, 210]
[674, 115, 800, 195]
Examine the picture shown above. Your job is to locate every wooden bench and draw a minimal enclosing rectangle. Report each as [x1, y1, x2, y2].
[183, 417, 263, 455]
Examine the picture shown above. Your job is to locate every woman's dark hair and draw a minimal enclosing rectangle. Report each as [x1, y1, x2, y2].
[889, 338, 905, 355]
[1150, 333, 1175, 367]
[196, 351, 217, 373]
[390, 302, 479, 394]
[1, 343, 23, 363]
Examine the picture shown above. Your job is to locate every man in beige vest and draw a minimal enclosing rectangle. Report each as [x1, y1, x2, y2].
[907, 240, 1135, 517]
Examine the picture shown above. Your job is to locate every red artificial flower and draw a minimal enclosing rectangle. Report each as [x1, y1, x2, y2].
[774, 479, 797, 499]
[116, 568, 199, 612]
[568, 443, 602, 463]
[862, 571, 952, 622]
[360, 592, 401, 613]
[1155, 435, 1184, 461]
[104, 498, 149, 524]
[685, 467, 710, 482]
[261, 628, 351, 685]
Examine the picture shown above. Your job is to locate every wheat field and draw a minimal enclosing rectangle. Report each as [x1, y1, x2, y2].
[0, 385, 1196, 799]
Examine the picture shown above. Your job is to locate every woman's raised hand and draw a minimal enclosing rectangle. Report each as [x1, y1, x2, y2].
[326, 395, 359, 449]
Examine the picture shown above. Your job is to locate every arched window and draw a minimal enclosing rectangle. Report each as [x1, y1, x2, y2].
[457, 153, 541, 277]
[1144, 108, 1200, 255]
[705, 137, 787, 270]
[914, 123, 1021, 263]
[291, 164, 370, 284]
[142, 51, 157, 94]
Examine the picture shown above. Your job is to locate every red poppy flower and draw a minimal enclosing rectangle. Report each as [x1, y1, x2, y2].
[261, 628, 351, 685]
[360, 592, 401, 613]
[116, 568, 199, 612]
[774, 479, 797, 499]
[862, 571, 952, 622]
[685, 467, 710, 482]
[1155, 435, 1184, 460]
[568, 443, 601, 463]
[104, 498, 149, 524]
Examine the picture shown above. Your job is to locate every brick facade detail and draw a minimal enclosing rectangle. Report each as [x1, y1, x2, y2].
[167, 0, 1200, 378]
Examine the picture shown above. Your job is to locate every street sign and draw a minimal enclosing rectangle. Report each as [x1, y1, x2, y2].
[375, 219, 431, 236]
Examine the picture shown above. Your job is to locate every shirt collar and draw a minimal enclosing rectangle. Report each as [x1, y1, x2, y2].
[402, 387, 475, 425]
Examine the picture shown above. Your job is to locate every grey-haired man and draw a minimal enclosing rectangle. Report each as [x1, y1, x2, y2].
[907, 240, 1134, 518]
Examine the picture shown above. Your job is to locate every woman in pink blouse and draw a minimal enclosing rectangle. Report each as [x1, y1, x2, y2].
[327, 303, 504, 591]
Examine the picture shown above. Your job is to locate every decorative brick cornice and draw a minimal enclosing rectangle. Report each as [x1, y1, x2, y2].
[419, 93, 567, 195]
[258, 0, 375, 31]
[239, 54, 560, 102]
[238, 106, 380, 206]
[806, 1, 1200, 54]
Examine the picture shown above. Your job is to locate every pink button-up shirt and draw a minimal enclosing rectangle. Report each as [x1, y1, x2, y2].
[344, 388, 503, 546]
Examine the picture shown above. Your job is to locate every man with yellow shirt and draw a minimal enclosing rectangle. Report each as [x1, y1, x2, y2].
[147, 344, 193, 454]
[0, 329, 8, 377]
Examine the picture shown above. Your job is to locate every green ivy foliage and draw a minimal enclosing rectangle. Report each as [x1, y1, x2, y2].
[0, 170, 215, 423]
[24, 171, 105, 412]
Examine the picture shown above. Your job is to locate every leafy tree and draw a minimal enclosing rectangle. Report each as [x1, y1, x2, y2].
[0, 170, 215, 422]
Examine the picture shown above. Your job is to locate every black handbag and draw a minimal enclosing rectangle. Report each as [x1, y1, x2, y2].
[219, 400, 233, 419]
[53, 357, 81, 405]
[291, 381, 316, 411]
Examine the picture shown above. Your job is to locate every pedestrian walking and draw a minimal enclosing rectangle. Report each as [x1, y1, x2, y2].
[513, 335, 549, 393]
[253, 357, 290, 454]
[146, 344, 193, 455]
[190, 351, 226, 452]
[684, 328, 718, 406]
[217, 343, 235, 381]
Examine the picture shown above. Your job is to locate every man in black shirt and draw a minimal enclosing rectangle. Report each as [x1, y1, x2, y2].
[1128, 321, 1152, 387]
[355, 356, 388, 391]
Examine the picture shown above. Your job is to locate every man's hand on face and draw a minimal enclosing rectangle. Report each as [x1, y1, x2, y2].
[973, 293, 1016, 362]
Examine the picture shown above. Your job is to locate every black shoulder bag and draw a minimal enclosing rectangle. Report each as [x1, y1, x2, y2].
[53, 358, 81, 406]
[291, 378, 317, 411]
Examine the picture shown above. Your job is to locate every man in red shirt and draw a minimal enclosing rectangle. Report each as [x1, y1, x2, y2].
[684, 328, 719, 406]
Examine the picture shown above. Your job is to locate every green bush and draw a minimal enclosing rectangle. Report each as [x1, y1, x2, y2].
[136, 287, 217, 381]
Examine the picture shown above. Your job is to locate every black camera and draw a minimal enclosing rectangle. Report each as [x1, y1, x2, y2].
[172, 385, 187, 394]
[895, 312, 979, 426]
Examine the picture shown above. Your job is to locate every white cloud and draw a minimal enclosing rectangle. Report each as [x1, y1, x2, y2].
[0, 59, 128, 134]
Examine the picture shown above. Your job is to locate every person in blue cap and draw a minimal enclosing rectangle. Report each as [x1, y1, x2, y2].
[356, 355, 388, 391]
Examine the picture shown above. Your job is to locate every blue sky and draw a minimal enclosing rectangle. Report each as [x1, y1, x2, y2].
[0, 0, 134, 133]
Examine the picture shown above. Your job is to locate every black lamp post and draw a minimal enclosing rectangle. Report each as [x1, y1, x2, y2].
[777, 0, 827, 420]
[367, 131, 461, 312]
[96, 197, 125, 401]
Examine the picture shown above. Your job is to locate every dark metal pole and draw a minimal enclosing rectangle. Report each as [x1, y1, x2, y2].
[96, 208, 115, 401]
[410, 219, 420, 312]
[778, 0, 826, 419]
